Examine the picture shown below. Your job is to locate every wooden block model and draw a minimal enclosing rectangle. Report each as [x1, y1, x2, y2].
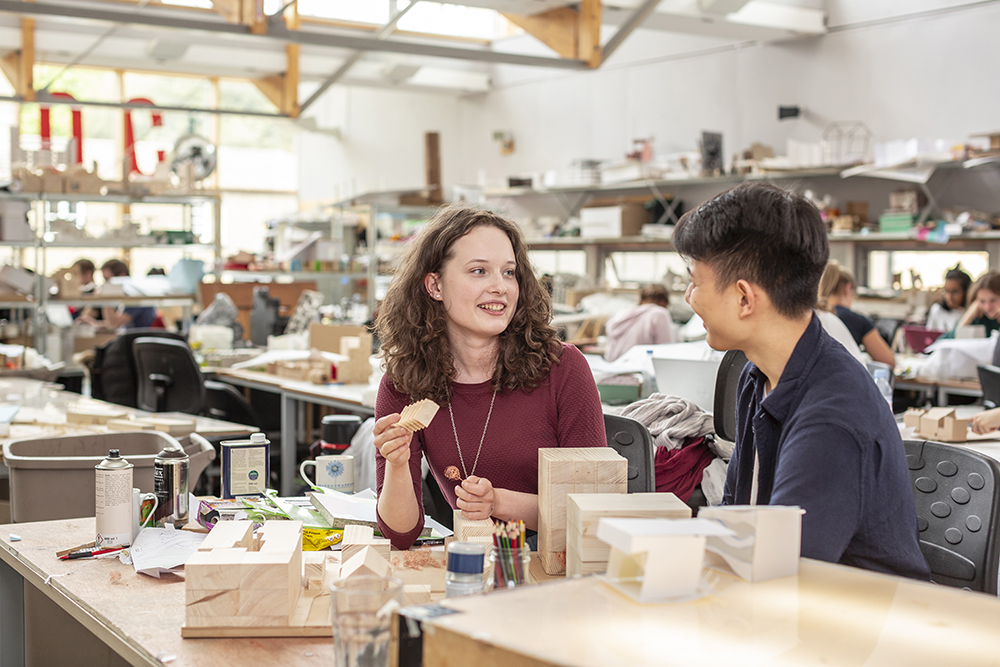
[184, 520, 336, 638]
[336, 335, 373, 384]
[402, 584, 432, 606]
[538, 448, 628, 575]
[137, 416, 197, 436]
[908, 407, 969, 443]
[566, 493, 691, 577]
[302, 552, 326, 591]
[340, 545, 390, 580]
[397, 399, 440, 432]
[341, 524, 391, 563]
[66, 406, 129, 425]
[105, 419, 154, 432]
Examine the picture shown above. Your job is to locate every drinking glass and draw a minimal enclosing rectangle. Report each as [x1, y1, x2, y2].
[330, 575, 403, 667]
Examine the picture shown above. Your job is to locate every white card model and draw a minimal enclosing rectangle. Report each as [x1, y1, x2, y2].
[699, 505, 805, 583]
[596, 517, 733, 602]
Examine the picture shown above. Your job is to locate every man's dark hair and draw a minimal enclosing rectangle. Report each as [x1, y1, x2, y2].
[673, 182, 829, 318]
[101, 259, 130, 277]
[72, 258, 95, 276]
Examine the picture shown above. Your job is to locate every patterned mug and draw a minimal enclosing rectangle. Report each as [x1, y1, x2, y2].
[300, 454, 354, 494]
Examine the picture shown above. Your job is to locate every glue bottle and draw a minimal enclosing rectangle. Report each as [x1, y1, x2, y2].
[445, 542, 485, 598]
[95, 449, 133, 549]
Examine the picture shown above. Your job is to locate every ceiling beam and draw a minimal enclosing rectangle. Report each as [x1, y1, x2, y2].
[579, 0, 602, 68]
[1, 16, 35, 100]
[502, 7, 580, 61]
[0, 91, 290, 118]
[0, 0, 589, 70]
[600, 0, 662, 64]
[297, 0, 419, 117]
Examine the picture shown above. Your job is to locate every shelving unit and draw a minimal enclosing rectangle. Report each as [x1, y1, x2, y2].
[0, 190, 221, 354]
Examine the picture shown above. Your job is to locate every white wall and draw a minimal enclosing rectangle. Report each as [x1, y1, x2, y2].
[297, 85, 462, 202]
[455, 0, 1000, 200]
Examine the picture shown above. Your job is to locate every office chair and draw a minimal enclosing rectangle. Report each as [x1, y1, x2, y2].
[133, 337, 206, 414]
[977, 364, 1000, 409]
[250, 287, 287, 346]
[604, 413, 655, 493]
[204, 380, 260, 427]
[89, 329, 186, 408]
[713, 349, 748, 443]
[903, 439, 1000, 594]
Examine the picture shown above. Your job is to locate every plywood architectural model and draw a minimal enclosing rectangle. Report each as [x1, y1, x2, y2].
[566, 493, 691, 576]
[538, 448, 628, 575]
[903, 407, 969, 442]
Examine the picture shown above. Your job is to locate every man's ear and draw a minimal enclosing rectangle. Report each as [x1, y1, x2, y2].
[734, 279, 757, 318]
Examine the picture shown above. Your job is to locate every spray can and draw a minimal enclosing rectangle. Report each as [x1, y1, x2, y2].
[221, 433, 270, 498]
[95, 449, 133, 549]
[154, 445, 190, 526]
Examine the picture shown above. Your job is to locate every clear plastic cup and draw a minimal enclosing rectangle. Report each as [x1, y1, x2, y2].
[330, 575, 403, 667]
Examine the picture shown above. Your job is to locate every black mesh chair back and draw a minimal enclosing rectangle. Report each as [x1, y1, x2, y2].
[89, 329, 185, 407]
[204, 380, 260, 427]
[713, 349, 748, 442]
[604, 413, 655, 493]
[133, 337, 206, 415]
[904, 439, 1000, 594]
[977, 364, 1000, 409]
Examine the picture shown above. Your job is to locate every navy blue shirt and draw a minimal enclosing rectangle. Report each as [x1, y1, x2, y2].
[834, 305, 874, 346]
[123, 306, 157, 329]
[724, 314, 930, 580]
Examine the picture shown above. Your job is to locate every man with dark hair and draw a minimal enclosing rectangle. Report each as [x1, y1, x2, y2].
[674, 182, 928, 579]
[80, 259, 158, 329]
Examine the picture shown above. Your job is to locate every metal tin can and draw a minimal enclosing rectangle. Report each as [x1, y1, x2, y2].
[154, 445, 190, 526]
[221, 433, 269, 498]
[95, 449, 133, 549]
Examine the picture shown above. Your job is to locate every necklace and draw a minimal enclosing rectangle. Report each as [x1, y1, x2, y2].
[449, 389, 497, 480]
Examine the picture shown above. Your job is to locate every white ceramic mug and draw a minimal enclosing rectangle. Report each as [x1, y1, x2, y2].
[131, 488, 159, 542]
[300, 455, 354, 493]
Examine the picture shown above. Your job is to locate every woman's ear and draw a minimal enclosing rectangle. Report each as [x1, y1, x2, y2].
[424, 273, 442, 300]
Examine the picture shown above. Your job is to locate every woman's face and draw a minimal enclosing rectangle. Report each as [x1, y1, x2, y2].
[977, 288, 1000, 320]
[943, 279, 965, 310]
[425, 225, 519, 344]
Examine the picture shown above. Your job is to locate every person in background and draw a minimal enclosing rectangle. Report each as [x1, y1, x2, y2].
[814, 264, 865, 363]
[943, 270, 1000, 339]
[818, 261, 895, 368]
[71, 258, 96, 290]
[925, 266, 972, 332]
[79, 259, 158, 329]
[372, 205, 606, 551]
[604, 283, 678, 362]
[673, 181, 928, 579]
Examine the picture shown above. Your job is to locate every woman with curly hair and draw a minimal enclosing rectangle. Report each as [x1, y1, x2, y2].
[373, 205, 605, 550]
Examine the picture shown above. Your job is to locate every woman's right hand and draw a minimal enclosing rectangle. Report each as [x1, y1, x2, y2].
[373, 414, 413, 467]
[971, 408, 1000, 435]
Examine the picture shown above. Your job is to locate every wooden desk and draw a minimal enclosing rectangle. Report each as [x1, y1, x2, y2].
[420, 560, 1000, 667]
[0, 377, 256, 448]
[0, 518, 332, 667]
[208, 368, 377, 495]
[895, 375, 982, 406]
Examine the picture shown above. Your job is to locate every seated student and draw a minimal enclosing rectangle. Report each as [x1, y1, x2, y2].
[819, 261, 895, 368]
[925, 265, 972, 333]
[69, 258, 97, 321]
[942, 270, 1000, 339]
[604, 283, 678, 362]
[373, 205, 606, 550]
[814, 265, 864, 363]
[79, 259, 158, 330]
[673, 182, 929, 579]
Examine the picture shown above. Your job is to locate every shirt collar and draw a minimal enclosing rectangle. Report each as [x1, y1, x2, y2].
[748, 312, 824, 423]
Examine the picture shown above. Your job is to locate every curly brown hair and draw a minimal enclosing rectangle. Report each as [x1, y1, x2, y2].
[375, 204, 562, 405]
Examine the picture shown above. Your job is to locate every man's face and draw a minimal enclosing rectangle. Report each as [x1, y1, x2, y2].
[685, 259, 743, 351]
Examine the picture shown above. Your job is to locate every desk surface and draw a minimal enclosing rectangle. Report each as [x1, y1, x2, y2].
[426, 560, 1000, 667]
[0, 518, 333, 667]
[208, 368, 377, 410]
[0, 378, 256, 449]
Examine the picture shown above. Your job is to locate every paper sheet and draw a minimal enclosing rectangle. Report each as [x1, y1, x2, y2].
[130, 527, 206, 578]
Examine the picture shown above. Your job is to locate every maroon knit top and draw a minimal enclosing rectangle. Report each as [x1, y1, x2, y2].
[375, 343, 605, 549]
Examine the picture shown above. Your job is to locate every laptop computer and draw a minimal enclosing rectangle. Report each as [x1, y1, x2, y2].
[651, 356, 723, 414]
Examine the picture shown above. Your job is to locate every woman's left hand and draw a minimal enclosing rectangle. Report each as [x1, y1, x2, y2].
[455, 475, 495, 520]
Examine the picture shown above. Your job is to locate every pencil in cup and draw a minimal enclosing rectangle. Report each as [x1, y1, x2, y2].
[490, 520, 530, 590]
